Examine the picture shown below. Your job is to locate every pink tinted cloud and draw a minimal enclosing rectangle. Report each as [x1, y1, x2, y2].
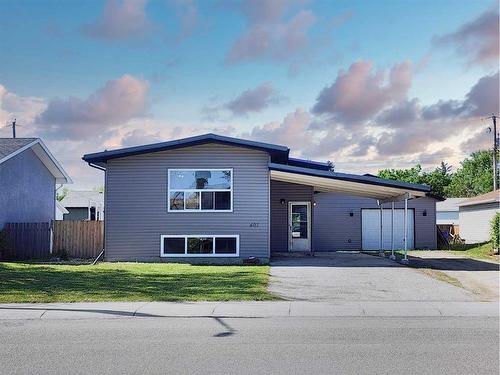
[434, 7, 499, 67]
[81, 0, 153, 41]
[226, 0, 315, 64]
[246, 108, 313, 151]
[36, 75, 150, 139]
[312, 61, 413, 124]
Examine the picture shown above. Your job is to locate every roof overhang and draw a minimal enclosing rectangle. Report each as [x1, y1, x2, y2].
[269, 163, 430, 201]
[83, 133, 290, 169]
[0, 139, 72, 184]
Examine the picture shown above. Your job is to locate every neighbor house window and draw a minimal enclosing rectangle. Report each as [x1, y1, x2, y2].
[160, 235, 239, 257]
[168, 169, 232, 212]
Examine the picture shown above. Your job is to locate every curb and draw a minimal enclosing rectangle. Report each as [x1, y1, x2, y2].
[0, 301, 498, 320]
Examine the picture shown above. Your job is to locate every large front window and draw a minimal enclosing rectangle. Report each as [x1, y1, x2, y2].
[168, 169, 232, 212]
[160, 235, 239, 257]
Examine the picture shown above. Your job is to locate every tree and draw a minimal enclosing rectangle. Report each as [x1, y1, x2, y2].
[445, 150, 493, 197]
[377, 163, 452, 197]
[56, 187, 69, 202]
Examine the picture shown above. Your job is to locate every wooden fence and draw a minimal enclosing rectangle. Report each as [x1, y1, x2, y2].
[52, 221, 104, 258]
[1, 222, 51, 260]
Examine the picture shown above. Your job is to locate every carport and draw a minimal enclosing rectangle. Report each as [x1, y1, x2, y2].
[269, 163, 432, 261]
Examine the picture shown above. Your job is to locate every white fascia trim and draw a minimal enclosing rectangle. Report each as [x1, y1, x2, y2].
[160, 234, 240, 257]
[35, 139, 73, 184]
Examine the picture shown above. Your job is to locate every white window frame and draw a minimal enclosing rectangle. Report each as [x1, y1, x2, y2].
[160, 234, 240, 257]
[167, 168, 233, 213]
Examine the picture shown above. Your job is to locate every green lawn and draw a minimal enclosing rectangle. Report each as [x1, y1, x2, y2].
[444, 242, 499, 262]
[0, 262, 276, 303]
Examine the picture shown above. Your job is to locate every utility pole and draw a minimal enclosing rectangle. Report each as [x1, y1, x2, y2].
[5, 118, 17, 138]
[490, 114, 498, 191]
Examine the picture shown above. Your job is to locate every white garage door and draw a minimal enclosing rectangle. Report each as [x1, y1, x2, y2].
[362, 209, 414, 250]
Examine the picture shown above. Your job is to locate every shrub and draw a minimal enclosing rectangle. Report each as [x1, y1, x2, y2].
[491, 213, 500, 251]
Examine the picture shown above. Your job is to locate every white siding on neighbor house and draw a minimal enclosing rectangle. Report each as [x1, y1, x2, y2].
[105, 144, 270, 261]
[459, 202, 499, 244]
[436, 211, 459, 225]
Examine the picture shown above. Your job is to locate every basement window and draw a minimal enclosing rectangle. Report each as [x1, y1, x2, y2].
[161, 235, 239, 257]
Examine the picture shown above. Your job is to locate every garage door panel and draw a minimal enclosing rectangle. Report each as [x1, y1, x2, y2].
[362, 209, 414, 250]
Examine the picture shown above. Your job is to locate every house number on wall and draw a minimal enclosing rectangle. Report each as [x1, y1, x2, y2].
[249, 222, 259, 228]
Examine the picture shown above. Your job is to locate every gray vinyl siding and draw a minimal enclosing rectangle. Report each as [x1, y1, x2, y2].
[459, 202, 499, 244]
[0, 148, 55, 229]
[104, 144, 270, 262]
[270, 180, 314, 253]
[313, 193, 437, 251]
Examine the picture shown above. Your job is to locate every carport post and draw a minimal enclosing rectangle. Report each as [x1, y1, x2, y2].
[389, 202, 395, 260]
[378, 203, 384, 257]
[401, 198, 409, 264]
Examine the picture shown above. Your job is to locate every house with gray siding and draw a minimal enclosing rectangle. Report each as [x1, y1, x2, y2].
[0, 138, 71, 229]
[83, 134, 438, 263]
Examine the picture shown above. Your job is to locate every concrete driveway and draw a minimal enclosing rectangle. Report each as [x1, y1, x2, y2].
[269, 252, 478, 302]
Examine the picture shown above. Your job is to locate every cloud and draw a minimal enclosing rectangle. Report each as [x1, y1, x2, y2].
[312, 61, 413, 124]
[202, 82, 285, 119]
[0, 85, 46, 135]
[226, 0, 315, 64]
[412, 148, 455, 165]
[81, 0, 153, 41]
[245, 108, 313, 151]
[35, 75, 150, 139]
[422, 71, 499, 120]
[225, 82, 284, 116]
[460, 128, 492, 153]
[170, 0, 198, 39]
[434, 7, 499, 67]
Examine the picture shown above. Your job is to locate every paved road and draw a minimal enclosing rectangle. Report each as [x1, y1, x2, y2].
[269, 252, 477, 301]
[1, 316, 497, 374]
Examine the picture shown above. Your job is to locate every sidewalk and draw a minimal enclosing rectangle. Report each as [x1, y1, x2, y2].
[0, 301, 498, 320]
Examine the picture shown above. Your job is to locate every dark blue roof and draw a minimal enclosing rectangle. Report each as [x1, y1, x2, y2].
[287, 157, 331, 171]
[83, 133, 290, 164]
[269, 163, 431, 192]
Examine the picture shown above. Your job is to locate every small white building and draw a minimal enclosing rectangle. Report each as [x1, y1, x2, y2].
[436, 198, 466, 226]
[59, 191, 104, 221]
[458, 190, 499, 244]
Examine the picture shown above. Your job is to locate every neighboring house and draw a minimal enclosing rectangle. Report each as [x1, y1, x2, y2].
[83, 133, 437, 263]
[436, 198, 466, 236]
[59, 190, 104, 221]
[55, 201, 69, 220]
[0, 138, 71, 229]
[458, 190, 499, 244]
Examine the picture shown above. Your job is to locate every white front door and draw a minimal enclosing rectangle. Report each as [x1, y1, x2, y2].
[289, 202, 311, 251]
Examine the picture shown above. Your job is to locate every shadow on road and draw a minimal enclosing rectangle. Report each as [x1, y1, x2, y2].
[407, 256, 499, 272]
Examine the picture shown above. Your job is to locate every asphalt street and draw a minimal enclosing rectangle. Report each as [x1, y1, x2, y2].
[1, 316, 498, 375]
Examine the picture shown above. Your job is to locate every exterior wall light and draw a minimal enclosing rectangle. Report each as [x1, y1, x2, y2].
[423, 209, 427, 216]
[313, 201, 317, 206]
[280, 199, 286, 206]
[349, 211, 354, 217]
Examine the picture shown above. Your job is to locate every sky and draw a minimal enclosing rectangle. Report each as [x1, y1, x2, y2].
[0, 0, 498, 190]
